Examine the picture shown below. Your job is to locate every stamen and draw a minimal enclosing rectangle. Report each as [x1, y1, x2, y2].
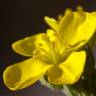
[65, 8, 72, 15]
[68, 40, 86, 49]
[62, 40, 86, 61]
[42, 34, 59, 64]
[38, 43, 43, 47]
[42, 34, 55, 49]
[50, 41, 55, 48]
[77, 6, 83, 11]
[33, 49, 40, 55]
[58, 14, 63, 21]
[42, 34, 50, 41]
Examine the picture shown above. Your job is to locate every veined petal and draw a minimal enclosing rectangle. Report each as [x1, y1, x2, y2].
[12, 33, 49, 56]
[47, 51, 86, 84]
[70, 12, 96, 47]
[3, 58, 52, 90]
[44, 16, 59, 30]
[57, 10, 86, 52]
[58, 9, 74, 35]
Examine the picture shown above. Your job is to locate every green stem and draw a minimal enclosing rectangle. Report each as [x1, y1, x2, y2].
[62, 85, 89, 96]
[62, 85, 73, 96]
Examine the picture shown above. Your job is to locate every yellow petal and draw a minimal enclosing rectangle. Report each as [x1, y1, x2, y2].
[47, 51, 86, 84]
[12, 33, 49, 56]
[57, 10, 86, 52]
[58, 9, 74, 35]
[3, 58, 52, 90]
[44, 16, 59, 30]
[71, 12, 96, 47]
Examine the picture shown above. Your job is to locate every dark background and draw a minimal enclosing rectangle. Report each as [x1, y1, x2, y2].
[0, 0, 96, 96]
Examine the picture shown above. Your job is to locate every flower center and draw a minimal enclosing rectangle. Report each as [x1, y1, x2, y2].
[32, 33, 86, 65]
[33, 34, 62, 64]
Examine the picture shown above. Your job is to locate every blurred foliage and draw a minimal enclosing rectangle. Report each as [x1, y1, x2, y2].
[89, 31, 96, 48]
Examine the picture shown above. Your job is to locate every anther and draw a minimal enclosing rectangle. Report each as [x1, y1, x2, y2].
[33, 50, 40, 55]
[65, 8, 72, 15]
[58, 14, 63, 21]
[51, 41, 55, 48]
[77, 6, 83, 11]
[42, 34, 50, 42]
[38, 43, 43, 47]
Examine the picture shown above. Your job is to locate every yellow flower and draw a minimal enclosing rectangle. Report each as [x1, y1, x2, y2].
[3, 8, 96, 91]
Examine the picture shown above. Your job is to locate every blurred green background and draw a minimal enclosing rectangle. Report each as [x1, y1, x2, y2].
[0, 0, 96, 96]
